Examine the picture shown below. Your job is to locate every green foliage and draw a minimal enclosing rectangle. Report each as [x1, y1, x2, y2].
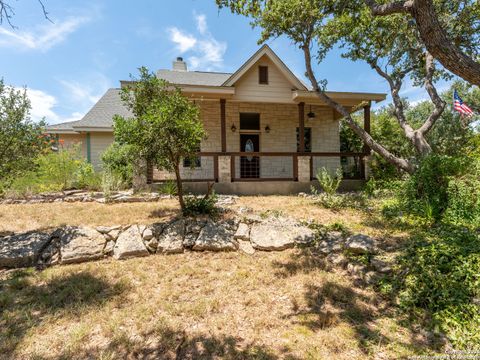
[0, 79, 48, 182]
[391, 226, 480, 347]
[159, 180, 178, 196]
[101, 142, 134, 189]
[315, 167, 342, 196]
[402, 154, 480, 225]
[5, 145, 100, 197]
[114, 67, 205, 211]
[183, 192, 219, 217]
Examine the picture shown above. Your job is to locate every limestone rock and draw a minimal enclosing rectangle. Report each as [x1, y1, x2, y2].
[57, 226, 106, 264]
[250, 223, 315, 251]
[184, 219, 206, 248]
[0, 232, 51, 268]
[370, 258, 392, 273]
[104, 240, 115, 255]
[96, 225, 121, 234]
[193, 221, 238, 252]
[142, 228, 154, 241]
[105, 229, 121, 242]
[238, 240, 255, 255]
[113, 225, 149, 260]
[234, 223, 250, 241]
[157, 220, 184, 254]
[317, 231, 345, 255]
[345, 234, 375, 254]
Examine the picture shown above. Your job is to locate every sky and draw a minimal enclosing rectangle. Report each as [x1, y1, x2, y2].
[0, 0, 452, 125]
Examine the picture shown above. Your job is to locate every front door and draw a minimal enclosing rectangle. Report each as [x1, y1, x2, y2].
[240, 134, 260, 178]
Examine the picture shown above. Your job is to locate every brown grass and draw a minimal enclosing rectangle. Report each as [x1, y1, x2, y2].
[0, 250, 429, 360]
[0, 196, 432, 359]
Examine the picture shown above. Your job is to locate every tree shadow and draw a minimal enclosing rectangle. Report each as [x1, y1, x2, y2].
[0, 269, 130, 356]
[148, 208, 180, 220]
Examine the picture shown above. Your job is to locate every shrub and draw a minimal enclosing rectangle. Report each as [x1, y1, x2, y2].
[4, 145, 100, 197]
[101, 143, 134, 189]
[391, 226, 480, 347]
[402, 155, 480, 225]
[315, 167, 342, 196]
[159, 180, 178, 196]
[183, 192, 218, 216]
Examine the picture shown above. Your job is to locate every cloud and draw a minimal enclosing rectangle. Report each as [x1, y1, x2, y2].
[167, 27, 197, 53]
[166, 13, 227, 71]
[0, 16, 90, 51]
[195, 13, 207, 35]
[24, 88, 61, 123]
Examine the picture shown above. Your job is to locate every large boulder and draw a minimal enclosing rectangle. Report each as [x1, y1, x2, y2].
[113, 225, 149, 260]
[0, 232, 51, 268]
[56, 226, 107, 264]
[157, 220, 185, 254]
[193, 221, 238, 252]
[250, 223, 315, 251]
[184, 219, 206, 248]
[344, 234, 375, 254]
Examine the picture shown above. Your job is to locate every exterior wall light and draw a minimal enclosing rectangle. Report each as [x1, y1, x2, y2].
[307, 105, 315, 119]
[231, 124, 237, 132]
[265, 125, 271, 133]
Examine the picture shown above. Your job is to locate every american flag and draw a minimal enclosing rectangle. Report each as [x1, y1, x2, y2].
[454, 90, 474, 117]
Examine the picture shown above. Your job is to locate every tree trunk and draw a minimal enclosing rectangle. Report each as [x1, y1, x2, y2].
[174, 163, 185, 213]
[366, 0, 480, 86]
[132, 157, 148, 193]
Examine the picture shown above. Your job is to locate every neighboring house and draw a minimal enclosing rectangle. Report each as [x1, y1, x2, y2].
[47, 45, 385, 194]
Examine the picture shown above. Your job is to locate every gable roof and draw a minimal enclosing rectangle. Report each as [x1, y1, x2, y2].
[156, 70, 232, 86]
[72, 89, 131, 130]
[222, 44, 308, 90]
[46, 119, 82, 133]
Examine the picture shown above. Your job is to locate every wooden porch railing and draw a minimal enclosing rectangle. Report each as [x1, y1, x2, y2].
[148, 151, 367, 183]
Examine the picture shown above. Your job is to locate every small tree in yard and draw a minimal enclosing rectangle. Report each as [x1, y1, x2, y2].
[113, 67, 205, 212]
[0, 79, 47, 184]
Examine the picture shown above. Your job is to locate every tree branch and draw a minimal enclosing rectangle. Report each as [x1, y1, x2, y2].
[418, 52, 445, 135]
[302, 41, 415, 174]
[0, 0, 52, 28]
[365, 0, 413, 15]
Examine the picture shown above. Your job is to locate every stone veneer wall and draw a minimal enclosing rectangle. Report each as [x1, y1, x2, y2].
[153, 101, 341, 181]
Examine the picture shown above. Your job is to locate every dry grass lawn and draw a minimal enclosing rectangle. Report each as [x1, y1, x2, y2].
[0, 196, 431, 359]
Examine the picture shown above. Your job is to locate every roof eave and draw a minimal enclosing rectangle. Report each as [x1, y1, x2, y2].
[293, 90, 387, 104]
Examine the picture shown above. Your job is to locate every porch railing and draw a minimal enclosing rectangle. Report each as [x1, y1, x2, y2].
[149, 151, 367, 183]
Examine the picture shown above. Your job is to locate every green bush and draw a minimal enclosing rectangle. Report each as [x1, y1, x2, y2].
[101, 142, 134, 188]
[4, 145, 100, 197]
[402, 155, 480, 225]
[183, 192, 218, 216]
[391, 226, 480, 347]
[159, 180, 178, 196]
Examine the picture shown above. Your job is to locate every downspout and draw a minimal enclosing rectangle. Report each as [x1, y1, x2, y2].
[86, 132, 91, 163]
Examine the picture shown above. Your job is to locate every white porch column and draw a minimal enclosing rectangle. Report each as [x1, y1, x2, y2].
[218, 155, 231, 183]
[298, 156, 311, 183]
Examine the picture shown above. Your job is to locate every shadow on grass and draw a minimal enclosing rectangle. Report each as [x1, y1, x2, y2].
[52, 325, 300, 360]
[148, 208, 180, 220]
[0, 269, 130, 356]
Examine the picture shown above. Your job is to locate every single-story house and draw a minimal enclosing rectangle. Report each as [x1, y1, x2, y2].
[47, 44, 385, 194]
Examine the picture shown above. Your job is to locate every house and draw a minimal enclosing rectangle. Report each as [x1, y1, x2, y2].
[47, 45, 385, 194]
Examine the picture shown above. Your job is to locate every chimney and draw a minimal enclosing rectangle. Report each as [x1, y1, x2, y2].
[172, 57, 187, 71]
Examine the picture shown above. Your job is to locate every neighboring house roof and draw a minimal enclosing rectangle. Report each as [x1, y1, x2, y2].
[222, 44, 308, 90]
[156, 70, 232, 86]
[46, 119, 82, 134]
[72, 88, 131, 131]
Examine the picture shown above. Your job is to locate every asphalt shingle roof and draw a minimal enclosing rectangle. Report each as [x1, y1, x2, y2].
[72, 88, 131, 129]
[156, 69, 232, 86]
[46, 119, 82, 131]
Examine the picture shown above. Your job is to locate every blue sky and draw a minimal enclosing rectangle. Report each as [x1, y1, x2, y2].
[0, 0, 451, 124]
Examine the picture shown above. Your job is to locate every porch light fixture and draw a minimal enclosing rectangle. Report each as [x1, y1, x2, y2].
[231, 124, 237, 132]
[307, 105, 316, 119]
[264, 125, 271, 133]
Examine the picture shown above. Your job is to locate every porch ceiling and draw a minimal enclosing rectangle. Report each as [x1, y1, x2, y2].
[292, 90, 386, 107]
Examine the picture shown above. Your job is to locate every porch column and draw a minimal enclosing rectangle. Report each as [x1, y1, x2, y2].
[298, 102, 305, 153]
[220, 99, 226, 153]
[361, 103, 371, 179]
[218, 155, 231, 183]
[297, 156, 311, 182]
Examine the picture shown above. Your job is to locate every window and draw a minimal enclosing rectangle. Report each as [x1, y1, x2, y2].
[259, 66, 268, 84]
[296, 127, 312, 152]
[240, 113, 260, 130]
[183, 156, 201, 168]
[183, 146, 201, 168]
